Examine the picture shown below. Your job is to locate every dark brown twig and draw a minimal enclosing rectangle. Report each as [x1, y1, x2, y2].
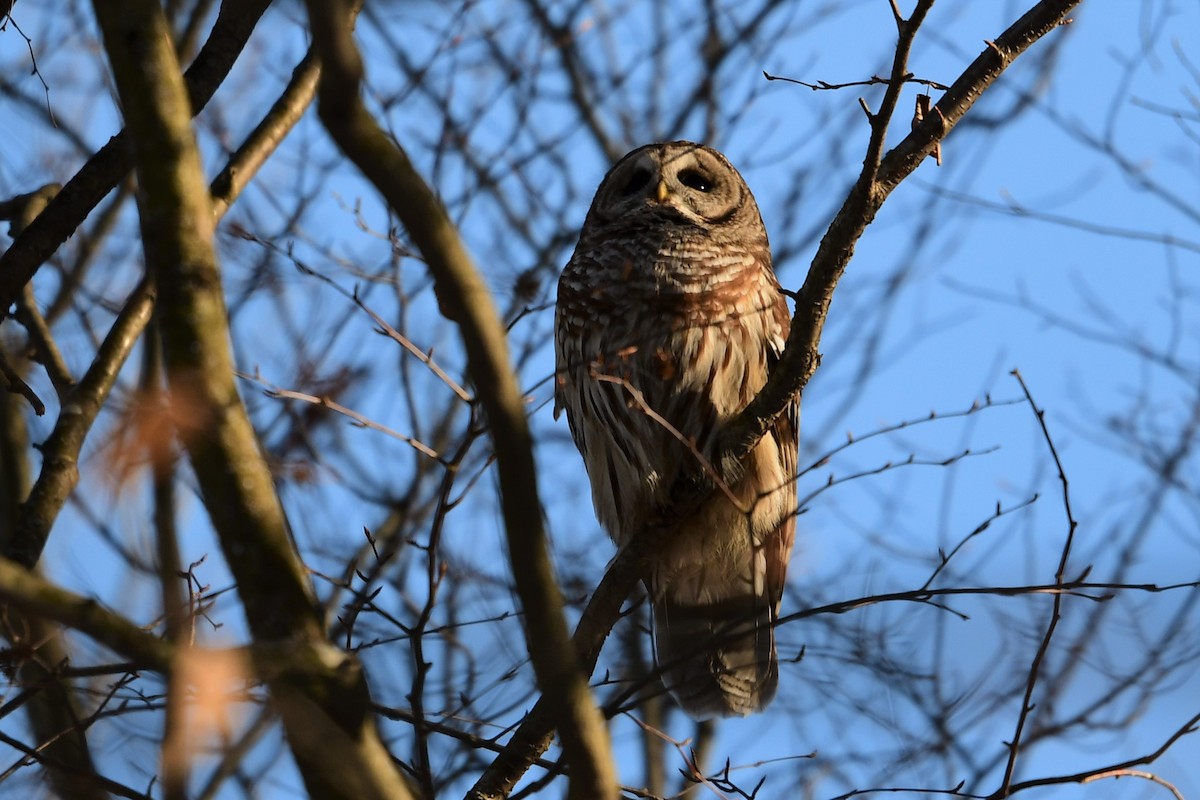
[763, 71, 950, 92]
[998, 369, 1080, 795]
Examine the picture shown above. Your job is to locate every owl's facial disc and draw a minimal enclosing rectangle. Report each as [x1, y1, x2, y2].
[589, 142, 754, 233]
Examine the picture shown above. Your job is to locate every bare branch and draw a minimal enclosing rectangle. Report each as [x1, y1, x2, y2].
[762, 71, 949, 93]
[91, 2, 414, 797]
[4, 278, 155, 568]
[998, 369, 1080, 794]
[0, 555, 174, 671]
[303, 2, 617, 797]
[727, 1, 1081, 469]
[0, 0, 274, 317]
[1000, 711, 1200, 798]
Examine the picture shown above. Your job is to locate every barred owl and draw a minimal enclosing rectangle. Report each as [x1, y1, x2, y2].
[554, 141, 799, 718]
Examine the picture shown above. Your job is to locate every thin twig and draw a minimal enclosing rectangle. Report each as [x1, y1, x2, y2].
[352, 288, 473, 402]
[998, 369, 1080, 795]
[763, 71, 949, 92]
[592, 372, 745, 511]
[247, 374, 444, 462]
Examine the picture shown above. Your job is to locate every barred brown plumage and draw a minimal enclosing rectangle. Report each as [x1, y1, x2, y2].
[554, 141, 799, 719]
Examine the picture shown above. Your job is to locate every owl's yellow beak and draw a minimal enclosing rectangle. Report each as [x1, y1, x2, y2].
[655, 180, 670, 203]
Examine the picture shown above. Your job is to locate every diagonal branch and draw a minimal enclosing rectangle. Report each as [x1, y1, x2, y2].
[0, 0, 273, 319]
[301, 1, 618, 798]
[721, 0, 1080, 471]
[1000, 710, 1200, 798]
[0, 555, 174, 671]
[90, 2, 413, 798]
[3, 278, 155, 569]
[469, 1, 1085, 795]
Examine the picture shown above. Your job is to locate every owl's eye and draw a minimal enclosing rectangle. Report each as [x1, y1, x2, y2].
[679, 170, 714, 192]
[620, 169, 652, 196]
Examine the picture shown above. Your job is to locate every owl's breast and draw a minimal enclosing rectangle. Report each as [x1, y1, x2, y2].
[563, 233, 766, 315]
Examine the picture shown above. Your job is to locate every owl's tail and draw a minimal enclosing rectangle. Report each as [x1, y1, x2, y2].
[651, 592, 778, 719]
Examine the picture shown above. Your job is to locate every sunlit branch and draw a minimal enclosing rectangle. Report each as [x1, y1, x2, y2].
[0, 555, 173, 671]
[209, 49, 321, 220]
[1000, 710, 1200, 798]
[303, 1, 617, 797]
[247, 373, 445, 462]
[468, 3, 1088, 794]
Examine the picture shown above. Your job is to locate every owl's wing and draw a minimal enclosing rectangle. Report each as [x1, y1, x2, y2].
[763, 304, 800, 607]
[650, 284, 800, 718]
[552, 303, 568, 422]
[554, 256, 639, 543]
[552, 299, 588, 461]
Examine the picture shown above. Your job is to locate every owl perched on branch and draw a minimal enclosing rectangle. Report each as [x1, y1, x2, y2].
[555, 141, 799, 719]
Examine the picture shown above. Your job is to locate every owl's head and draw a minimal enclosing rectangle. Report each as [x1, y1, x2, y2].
[582, 141, 766, 240]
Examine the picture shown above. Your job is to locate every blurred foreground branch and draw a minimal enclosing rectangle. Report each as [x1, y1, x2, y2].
[0, 0, 273, 320]
[91, 2, 413, 797]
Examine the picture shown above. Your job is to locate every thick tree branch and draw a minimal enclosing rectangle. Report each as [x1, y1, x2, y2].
[90, 0, 299, 706]
[3, 278, 155, 569]
[302, 2, 617, 798]
[0, 555, 174, 671]
[209, 49, 321, 220]
[90, 3, 412, 798]
[878, 2, 1083, 190]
